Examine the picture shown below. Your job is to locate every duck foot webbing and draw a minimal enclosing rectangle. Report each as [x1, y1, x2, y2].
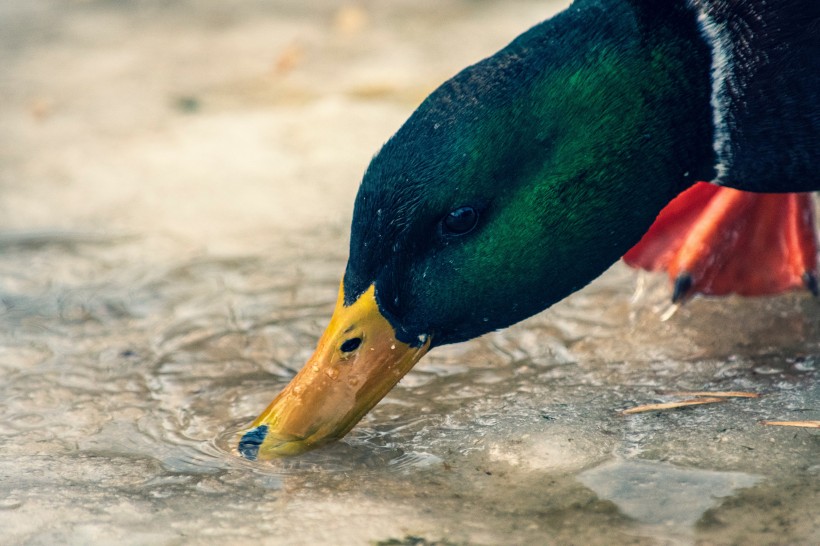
[623, 182, 819, 302]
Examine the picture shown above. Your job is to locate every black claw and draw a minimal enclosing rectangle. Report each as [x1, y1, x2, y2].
[803, 272, 819, 297]
[672, 272, 693, 303]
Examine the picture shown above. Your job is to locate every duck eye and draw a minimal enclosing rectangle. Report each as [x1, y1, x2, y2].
[340, 337, 362, 353]
[442, 206, 478, 235]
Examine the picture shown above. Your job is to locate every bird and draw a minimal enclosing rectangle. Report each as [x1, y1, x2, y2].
[238, 0, 819, 460]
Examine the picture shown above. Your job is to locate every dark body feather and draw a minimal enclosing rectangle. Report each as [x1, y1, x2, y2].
[690, 0, 820, 191]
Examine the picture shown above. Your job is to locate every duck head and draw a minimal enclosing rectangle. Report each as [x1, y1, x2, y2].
[240, 0, 714, 459]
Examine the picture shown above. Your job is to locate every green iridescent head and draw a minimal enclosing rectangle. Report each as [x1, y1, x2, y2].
[344, 0, 713, 347]
[241, 0, 715, 458]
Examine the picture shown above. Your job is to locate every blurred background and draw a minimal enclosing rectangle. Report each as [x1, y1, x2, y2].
[0, 0, 558, 254]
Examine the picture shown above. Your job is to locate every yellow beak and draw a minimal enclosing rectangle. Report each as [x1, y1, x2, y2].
[238, 283, 431, 459]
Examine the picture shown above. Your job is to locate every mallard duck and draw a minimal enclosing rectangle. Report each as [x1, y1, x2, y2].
[239, 0, 819, 459]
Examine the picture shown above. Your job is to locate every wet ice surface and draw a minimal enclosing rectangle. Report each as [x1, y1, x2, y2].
[579, 460, 762, 544]
[1, 1, 818, 544]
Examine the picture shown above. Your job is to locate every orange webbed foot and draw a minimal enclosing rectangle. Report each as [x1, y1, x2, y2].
[624, 182, 819, 302]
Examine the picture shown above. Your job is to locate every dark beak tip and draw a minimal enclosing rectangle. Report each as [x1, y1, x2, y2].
[238, 424, 269, 461]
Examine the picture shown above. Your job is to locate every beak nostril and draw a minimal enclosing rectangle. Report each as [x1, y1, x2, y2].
[340, 337, 362, 353]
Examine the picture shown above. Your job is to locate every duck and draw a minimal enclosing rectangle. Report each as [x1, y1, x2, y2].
[238, 0, 820, 459]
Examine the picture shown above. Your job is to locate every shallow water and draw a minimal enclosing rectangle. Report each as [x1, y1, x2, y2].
[1, 1, 818, 544]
